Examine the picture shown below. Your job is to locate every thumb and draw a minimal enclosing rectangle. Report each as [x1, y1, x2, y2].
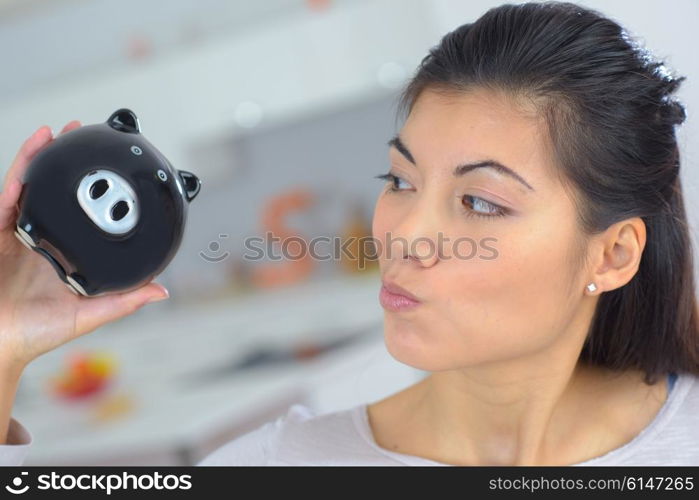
[0, 178, 21, 231]
[73, 282, 169, 336]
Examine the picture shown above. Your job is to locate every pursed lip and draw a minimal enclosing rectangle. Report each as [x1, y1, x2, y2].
[381, 279, 421, 302]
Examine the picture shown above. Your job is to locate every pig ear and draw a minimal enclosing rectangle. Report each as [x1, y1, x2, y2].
[107, 109, 141, 133]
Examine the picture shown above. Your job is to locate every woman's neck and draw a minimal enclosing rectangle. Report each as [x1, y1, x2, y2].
[367, 362, 668, 465]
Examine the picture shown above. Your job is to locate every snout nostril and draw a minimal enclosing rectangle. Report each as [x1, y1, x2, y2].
[110, 200, 130, 221]
[89, 179, 109, 199]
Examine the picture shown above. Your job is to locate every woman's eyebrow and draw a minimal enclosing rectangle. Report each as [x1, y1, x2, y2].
[387, 135, 535, 192]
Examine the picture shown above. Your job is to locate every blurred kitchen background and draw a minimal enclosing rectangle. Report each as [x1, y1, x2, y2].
[0, 0, 697, 465]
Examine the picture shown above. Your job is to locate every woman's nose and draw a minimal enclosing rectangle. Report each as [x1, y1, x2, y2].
[387, 206, 447, 267]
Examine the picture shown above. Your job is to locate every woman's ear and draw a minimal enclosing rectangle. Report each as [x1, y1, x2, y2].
[590, 217, 647, 293]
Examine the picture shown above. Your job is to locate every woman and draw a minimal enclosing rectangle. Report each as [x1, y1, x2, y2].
[1, 1, 698, 466]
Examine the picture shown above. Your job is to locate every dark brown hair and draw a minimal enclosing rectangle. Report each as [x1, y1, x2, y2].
[396, 1, 698, 384]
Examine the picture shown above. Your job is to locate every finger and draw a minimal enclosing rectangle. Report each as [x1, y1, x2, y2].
[2, 126, 53, 189]
[0, 178, 22, 232]
[59, 120, 81, 135]
[73, 282, 169, 336]
[0, 122, 82, 231]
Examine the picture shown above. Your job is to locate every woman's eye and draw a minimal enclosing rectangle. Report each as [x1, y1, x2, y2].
[374, 172, 413, 192]
[373, 173, 508, 220]
[461, 195, 508, 219]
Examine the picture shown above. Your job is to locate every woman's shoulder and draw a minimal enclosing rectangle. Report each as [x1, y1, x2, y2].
[196, 402, 374, 466]
[672, 370, 699, 418]
[608, 370, 699, 465]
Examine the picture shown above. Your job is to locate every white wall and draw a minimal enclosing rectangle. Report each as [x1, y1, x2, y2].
[3, 0, 696, 303]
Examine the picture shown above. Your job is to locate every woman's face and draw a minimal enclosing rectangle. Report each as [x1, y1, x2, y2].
[372, 87, 590, 371]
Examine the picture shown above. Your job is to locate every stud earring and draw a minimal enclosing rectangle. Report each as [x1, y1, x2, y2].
[586, 282, 597, 293]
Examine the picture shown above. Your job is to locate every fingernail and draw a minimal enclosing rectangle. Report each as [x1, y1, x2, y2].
[146, 292, 169, 304]
[149, 284, 170, 302]
[146, 285, 170, 304]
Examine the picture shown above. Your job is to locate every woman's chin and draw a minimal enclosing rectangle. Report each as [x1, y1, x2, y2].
[383, 322, 441, 371]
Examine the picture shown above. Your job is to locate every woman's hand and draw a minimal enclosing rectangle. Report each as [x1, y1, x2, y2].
[0, 122, 169, 373]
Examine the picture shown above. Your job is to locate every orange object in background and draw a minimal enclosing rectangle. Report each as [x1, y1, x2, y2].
[306, 0, 332, 12]
[125, 32, 153, 61]
[250, 187, 316, 289]
[49, 351, 117, 401]
[338, 202, 378, 274]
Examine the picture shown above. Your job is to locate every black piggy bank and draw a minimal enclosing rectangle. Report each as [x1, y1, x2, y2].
[14, 108, 201, 297]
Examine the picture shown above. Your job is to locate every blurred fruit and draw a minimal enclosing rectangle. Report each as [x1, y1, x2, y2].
[49, 350, 118, 400]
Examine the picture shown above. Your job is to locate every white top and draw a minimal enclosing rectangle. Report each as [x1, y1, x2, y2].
[3, 372, 698, 466]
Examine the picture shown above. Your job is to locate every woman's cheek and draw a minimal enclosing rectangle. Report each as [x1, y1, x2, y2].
[372, 198, 397, 262]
